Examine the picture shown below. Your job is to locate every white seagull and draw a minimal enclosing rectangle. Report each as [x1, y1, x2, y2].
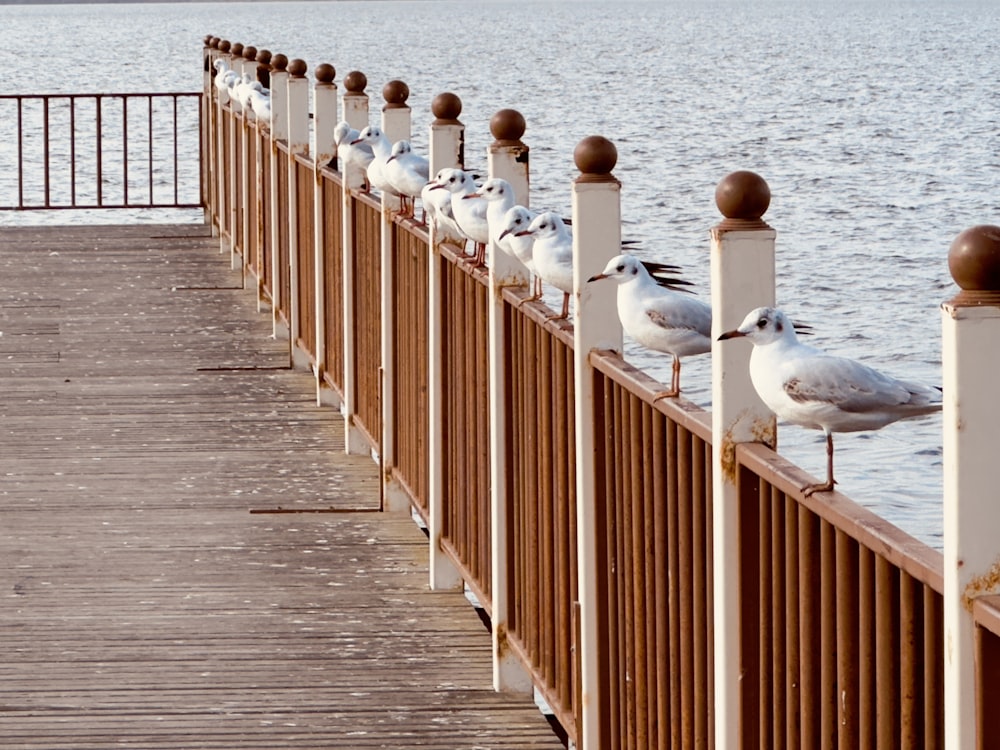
[517, 211, 574, 319]
[472, 177, 518, 258]
[497, 205, 540, 297]
[332, 121, 374, 182]
[421, 169, 463, 239]
[351, 126, 398, 197]
[589, 253, 711, 400]
[246, 83, 271, 124]
[431, 168, 489, 264]
[718, 306, 942, 496]
[385, 140, 429, 217]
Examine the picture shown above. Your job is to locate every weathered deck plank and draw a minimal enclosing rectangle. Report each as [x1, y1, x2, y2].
[0, 225, 563, 749]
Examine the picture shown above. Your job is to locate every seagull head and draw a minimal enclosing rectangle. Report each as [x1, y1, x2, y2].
[517, 211, 564, 238]
[432, 168, 473, 194]
[718, 306, 796, 345]
[351, 125, 382, 146]
[587, 253, 644, 284]
[472, 178, 512, 203]
[387, 140, 411, 163]
[498, 206, 535, 241]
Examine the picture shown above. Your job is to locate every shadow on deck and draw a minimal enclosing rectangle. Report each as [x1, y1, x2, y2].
[0, 225, 564, 749]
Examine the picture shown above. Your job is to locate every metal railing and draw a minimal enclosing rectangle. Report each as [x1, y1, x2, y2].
[202, 35, 1000, 750]
[0, 92, 202, 211]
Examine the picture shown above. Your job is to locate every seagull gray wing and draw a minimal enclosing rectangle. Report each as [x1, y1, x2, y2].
[645, 294, 712, 336]
[782, 354, 914, 412]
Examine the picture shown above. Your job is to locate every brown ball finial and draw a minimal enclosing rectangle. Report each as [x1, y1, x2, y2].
[431, 92, 462, 124]
[242, 46, 257, 61]
[288, 58, 307, 78]
[382, 80, 410, 109]
[714, 170, 771, 229]
[574, 135, 618, 183]
[255, 49, 272, 65]
[210, 37, 221, 49]
[219, 40, 231, 53]
[203, 34, 214, 47]
[344, 71, 367, 95]
[271, 53, 288, 72]
[947, 226, 1000, 305]
[231, 42, 244, 57]
[490, 109, 526, 144]
[315, 63, 336, 84]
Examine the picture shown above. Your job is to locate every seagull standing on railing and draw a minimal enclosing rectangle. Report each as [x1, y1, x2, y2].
[351, 126, 399, 198]
[718, 306, 942, 496]
[332, 121, 374, 182]
[473, 178, 517, 260]
[589, 253, 711, 400]
[420, 169, 463, 239]
[246, 83, 271, 123]
[385, 140, 429, 218]
[516, 211, 575, 319]
[497, 205, 540, 297]
[431, 168, 489, 265]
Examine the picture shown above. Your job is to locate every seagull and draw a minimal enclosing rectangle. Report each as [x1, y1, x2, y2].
[472, 178, 518, 257]
[497, 205, 540, 296]
[246, 84, 271, 123]
[234, 73, 255, 112]
[385, 140, 429, 217]
[718, 306, 942, 496]
[351, 126, 399, 197]
[332, 121, 374, 182]
[421, 169, 464, 239]
[589, 253, 711, 400]
[517, 211, 574, 319]
[431, 168, 489, 264]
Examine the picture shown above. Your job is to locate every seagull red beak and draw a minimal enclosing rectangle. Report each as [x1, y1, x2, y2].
[717, 329, 746, 341]
[588, 273, 608, 282]
[462, 193, 480, 199]
[514, 230, 533, 237]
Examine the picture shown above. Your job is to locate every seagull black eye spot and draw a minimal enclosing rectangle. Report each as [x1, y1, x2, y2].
[757, 318, 767, 329]
[616, 264, 625, 272]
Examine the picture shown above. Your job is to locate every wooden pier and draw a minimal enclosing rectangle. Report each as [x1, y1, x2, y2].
[0, 225, 564, 749]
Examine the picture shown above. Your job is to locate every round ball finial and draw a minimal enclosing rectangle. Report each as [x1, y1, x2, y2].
[242, 45, 257, 61]
[210, 37, 221, 49]
[288, 58, 307, 78]
[344, 71, 367, 94]
[219, 40, 231, 53]
[203, 34, 214, 46]
[271, 53, 288, 72]
[490, 109, 526, 143]
[948, 225, 1000, 294]
[574, 136, 618, 182]
[255, 49, 272, 65]
[315, 63, 336, 84]
[382, 80, 410, 108]
[715, 170, 771, 222]
[431, 92, 462, 123]
[231, 42, 244, 57]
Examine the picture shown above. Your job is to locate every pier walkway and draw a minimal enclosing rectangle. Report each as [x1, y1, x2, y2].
[0, 225, 563, 749]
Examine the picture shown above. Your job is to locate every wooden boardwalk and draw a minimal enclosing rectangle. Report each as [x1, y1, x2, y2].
[0, 225, 564, 749]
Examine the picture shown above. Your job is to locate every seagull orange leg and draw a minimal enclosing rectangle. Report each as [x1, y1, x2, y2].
[651, 355, 681, 403]
[803, 432, 837, 496]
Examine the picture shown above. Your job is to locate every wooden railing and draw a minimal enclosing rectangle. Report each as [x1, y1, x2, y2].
[202, 35, 1000, 750]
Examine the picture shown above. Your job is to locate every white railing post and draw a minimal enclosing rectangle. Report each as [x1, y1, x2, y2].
[340, 71, 371, 455]
[379, 80, 410, 512]
[202, 36, 216, 230]
[486, 109, 533, 693]
[225, 42, 244, 261]
[214, 40, 233, 244]
[268, 54, 289, 339]
[285, 59, 310, 366]
[942, 225, 1000, 749]
[312, 62, 338, 405]
[427, 92, 465, 591]
[252, 49, 272, 312]
[572, 136, 624, 749]
[709, 170, 777, 750]
[237, 45, 258, 274]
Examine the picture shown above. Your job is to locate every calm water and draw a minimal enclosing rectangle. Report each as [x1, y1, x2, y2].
[2, 0, 997, 549]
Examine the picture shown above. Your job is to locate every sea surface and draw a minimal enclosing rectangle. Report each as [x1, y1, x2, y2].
[2, 0, 997, 550]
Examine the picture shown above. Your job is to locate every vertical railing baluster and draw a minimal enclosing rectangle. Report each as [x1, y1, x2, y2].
[122, 95, 129, 205]
[70, 97, 77, 207]
[96, 95, 103, 207]
[43, 96, 50, 207]
[147, 95, 154, 204]
[17, 97, 24, 208]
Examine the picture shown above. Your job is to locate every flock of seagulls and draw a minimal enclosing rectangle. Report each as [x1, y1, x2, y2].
[213, 57, 942, 497]
[214, 59, 271, 122]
